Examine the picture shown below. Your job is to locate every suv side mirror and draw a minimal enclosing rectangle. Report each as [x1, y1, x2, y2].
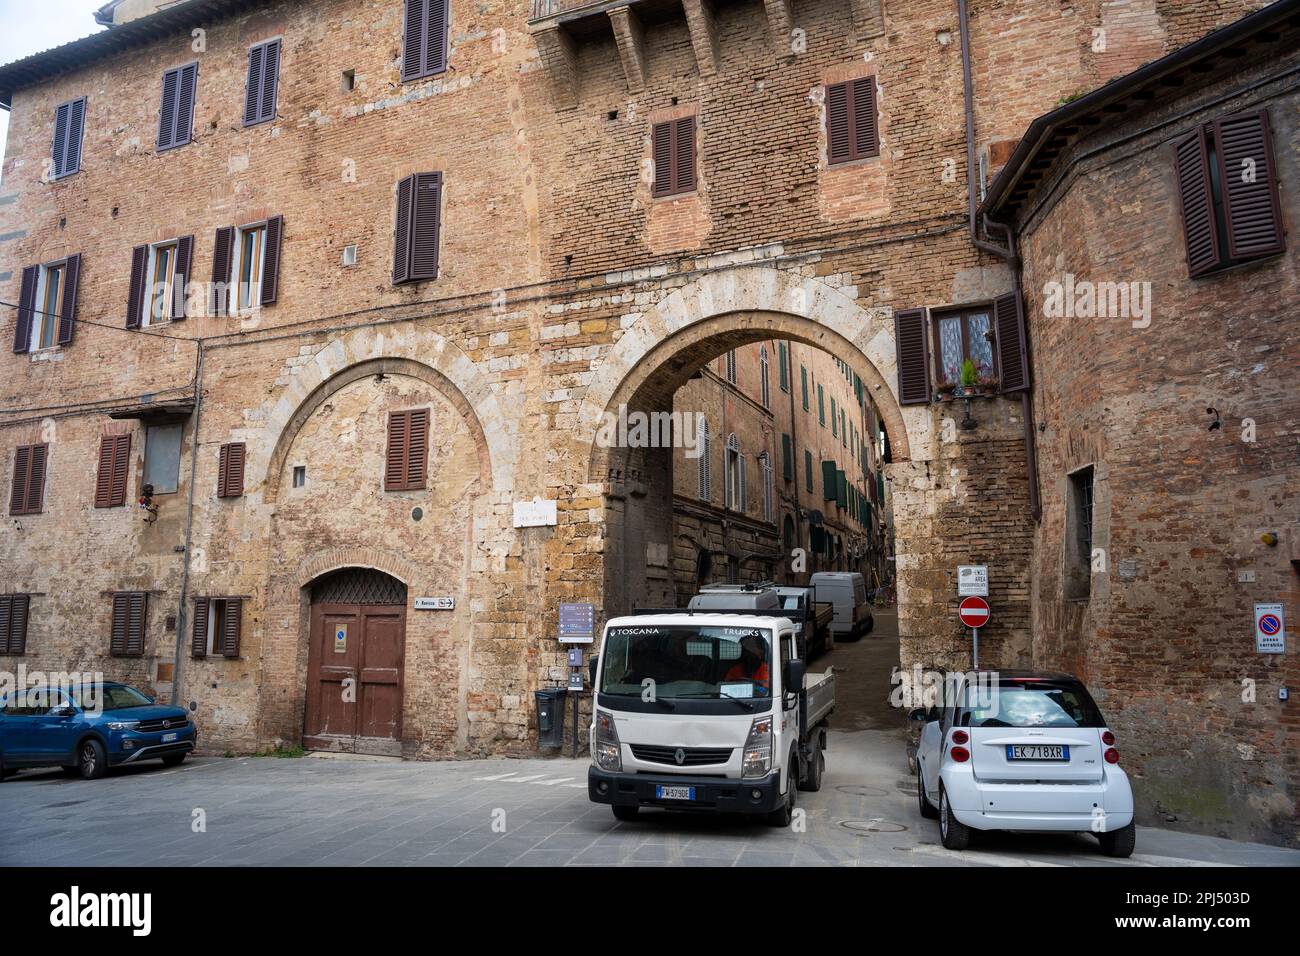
[587, 654, 599, 688]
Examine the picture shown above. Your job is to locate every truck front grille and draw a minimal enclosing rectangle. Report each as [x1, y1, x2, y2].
[629, 745, 733, 767]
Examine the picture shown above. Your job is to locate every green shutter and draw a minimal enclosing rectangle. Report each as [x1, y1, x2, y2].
[805, 451, 814, 492]
[836, 469, 847, 509]
[822, 460, 836, 501]
[801, 367, 809, 410]
[781, 434, 793, 480]
[778, 343, 789, 391]
[818, 385, 825, 425]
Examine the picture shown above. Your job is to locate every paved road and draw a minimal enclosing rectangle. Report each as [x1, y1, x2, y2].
[2, 733, 1296, 867]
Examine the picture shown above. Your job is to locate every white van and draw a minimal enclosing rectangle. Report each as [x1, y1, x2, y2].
[808, 572, 872, 642]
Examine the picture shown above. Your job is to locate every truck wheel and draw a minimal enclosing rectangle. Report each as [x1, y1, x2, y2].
[917, 765, 938, 819]
[1097, 821, 1136, 858]
[612, 805, 639, 822]
[798, 749, 824, 792]
[766, 770, 796, 826]
[938, 785, 971, 850]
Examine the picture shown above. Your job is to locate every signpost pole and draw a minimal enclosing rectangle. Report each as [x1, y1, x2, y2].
[972, 626, 979, 669]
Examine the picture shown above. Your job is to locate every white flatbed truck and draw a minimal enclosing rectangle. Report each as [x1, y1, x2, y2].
[587, 611, 835, 825]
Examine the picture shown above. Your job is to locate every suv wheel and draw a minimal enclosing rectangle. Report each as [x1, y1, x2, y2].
[78, 739, 107, 780]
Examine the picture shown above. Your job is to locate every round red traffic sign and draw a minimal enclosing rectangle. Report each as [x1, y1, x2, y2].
[958, 596, 991, 628]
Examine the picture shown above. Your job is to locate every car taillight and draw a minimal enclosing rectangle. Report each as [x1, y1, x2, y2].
[951, 730, 969, 745]
[1101, 730, 1115, 746]
[950, 746, 970, 763]
[1104, 747, 1119, 764]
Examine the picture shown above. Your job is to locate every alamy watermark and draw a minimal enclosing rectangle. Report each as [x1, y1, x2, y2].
[593, 404, 706, 459]
[1042, 273, 1151, 329]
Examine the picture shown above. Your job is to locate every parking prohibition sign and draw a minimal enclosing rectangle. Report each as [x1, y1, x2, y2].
[958, 596, 991, 628]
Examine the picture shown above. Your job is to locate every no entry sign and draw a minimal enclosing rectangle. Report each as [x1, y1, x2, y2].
[959, 596, 991, 628]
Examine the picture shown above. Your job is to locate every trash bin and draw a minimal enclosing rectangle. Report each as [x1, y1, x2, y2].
[535, 687, 567, 749]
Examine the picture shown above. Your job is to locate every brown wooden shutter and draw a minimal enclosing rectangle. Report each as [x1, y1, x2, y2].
[260, 40, 280, 121]
[393, 176, 413, 284]
[13, 265, 37, 353]
[24, 444, 46, 514]
[652, 121, 673, 196]
[210, 226, 234, 314]
[221, 597, 242, 658]
[174, 62, 197, 148]
[110, 592, 145, 656]
[674, 116, 696, 193]
[994, 291, 1030, 393]
[218, 442, 245, 498]
[851, 77, 879, 158]
[402, 0, 448, 82]
[243, 43, 264, 125]
[52, 100, 70, 177]
[406, 408, 429, 489]
[409, 173, 441, 281]
[191, 597, 209, 658]
[260, 215, 282, 305]
[9, 445, 30, 515]
[3, 594, 29, 655]
[1175, 129, 1222, 278]
[893, 308, 931, 405]
[58, 253, 80, 344]
[64, 97, 85, 176]
[127, 244, 148, 328]
[244, 41, 279, 126]
[1214, 110, 1285, 262]
[827, 81, 851, 164]
[426, 0, 448, 75]
[385, 410, 410, 490]
[95, 434, 131, 508]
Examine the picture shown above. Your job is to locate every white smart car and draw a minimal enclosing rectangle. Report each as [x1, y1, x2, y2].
[913, 669, 1135, 857]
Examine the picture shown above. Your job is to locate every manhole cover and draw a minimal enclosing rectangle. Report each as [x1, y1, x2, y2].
[836, 785, 888, 797]
[839, 819, 908, 834]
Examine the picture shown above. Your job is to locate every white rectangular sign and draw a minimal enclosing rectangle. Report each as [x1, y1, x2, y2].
[957, 565, 988, 597]
[513, 497, 558, 528]
[1254, 603, 1285, 654]
[414, 596, 455, 611]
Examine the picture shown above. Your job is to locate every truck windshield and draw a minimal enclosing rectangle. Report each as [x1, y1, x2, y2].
[599, 624, 773, 700]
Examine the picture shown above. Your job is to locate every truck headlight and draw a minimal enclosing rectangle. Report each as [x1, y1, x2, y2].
[742, 715, 773, 779]
[594, 710, 622, 773]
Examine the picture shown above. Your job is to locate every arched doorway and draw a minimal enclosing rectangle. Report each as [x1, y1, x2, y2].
[303, 567, 408, 756]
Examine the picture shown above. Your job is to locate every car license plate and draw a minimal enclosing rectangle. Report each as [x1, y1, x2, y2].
[655, 785, 695, 801]
[161, 732, 178, 743]
[1006, 744, 1068, 761]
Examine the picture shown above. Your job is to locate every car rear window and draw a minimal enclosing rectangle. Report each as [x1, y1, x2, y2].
[960, 680, 1106, 728]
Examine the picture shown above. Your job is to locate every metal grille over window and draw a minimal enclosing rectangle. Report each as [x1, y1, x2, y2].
[311, 568, 409, 606]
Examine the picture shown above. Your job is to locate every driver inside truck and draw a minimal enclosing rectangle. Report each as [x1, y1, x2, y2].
[723, 635, 770, 695]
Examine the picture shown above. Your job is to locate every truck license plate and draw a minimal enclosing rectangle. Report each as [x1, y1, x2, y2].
[162, 732, 178, 743]
[1006, 745, 1067, 761]
[655, 785, 695, 801]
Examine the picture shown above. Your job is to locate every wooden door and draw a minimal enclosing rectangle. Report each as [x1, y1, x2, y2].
[304, 602, 406, 755]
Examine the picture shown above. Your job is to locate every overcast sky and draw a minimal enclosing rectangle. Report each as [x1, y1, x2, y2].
[0, 0, 107, 167]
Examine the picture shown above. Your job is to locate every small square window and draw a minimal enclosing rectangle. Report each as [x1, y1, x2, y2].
[341, 69, 355, 92]
[292, 465, 306, 488]
[341, 244, 357, 267]
[143, 423, 183, 495]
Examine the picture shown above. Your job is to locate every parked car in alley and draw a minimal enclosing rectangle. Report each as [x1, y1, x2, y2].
[912, 669, 1135, 857]
[808, 571, 873, 642]
[0, 682, 196, 781]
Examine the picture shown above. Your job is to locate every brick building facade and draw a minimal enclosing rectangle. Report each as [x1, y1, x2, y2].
[0, 0, 1291, 841]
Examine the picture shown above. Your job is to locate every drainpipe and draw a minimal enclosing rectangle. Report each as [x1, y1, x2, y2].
[170, 341, 205, 706]
[957, 0, 1041, 523]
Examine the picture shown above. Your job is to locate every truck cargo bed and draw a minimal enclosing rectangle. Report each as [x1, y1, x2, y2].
[804, 668, 835, 728]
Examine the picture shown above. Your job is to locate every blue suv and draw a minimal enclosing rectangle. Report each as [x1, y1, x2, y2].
[0, 682, 196, 780]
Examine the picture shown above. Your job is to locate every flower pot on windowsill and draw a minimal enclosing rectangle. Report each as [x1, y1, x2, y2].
[935, 386, 958, 402]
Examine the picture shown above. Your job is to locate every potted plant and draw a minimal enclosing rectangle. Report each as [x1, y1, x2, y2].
[976, 365, 999, 397]
[935, 381, 958, 402]
[955, 359, 977, 397]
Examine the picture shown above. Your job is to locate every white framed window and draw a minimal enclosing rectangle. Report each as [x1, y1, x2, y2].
[231, 222, 268, 313]
[724, 433, 745, 513]
[760, 451, 773, 522]
[759, 346, 770, 408]
[144, 239, 180, 326]
[206, 599, 230, 657]
[30, 261, 67, 351]
[725, 350, 737, 384]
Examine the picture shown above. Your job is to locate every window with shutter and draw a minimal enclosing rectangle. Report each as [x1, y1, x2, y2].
[393, 173, 442, 283]
[191, 597, 209, 659]
[9, 443, 47, 516]
[652, 116, 697, 197]
[385, 409, 430, 491]
[194, 597, 243, 658]
[893, 307, 931, 405]
[13, 266, 37, 354]
[217, 442, 246, 498]
[804, 450, 814, 493]
[51, 97, 86, 179]
[94, 434, 131, 508]
[822, 460, 837, 501]
[697, 419, 711, 501]
[110, 592, 147, 657]
[781, 434, 793, 481]
[127, 244, 148, 329]
[826, 77, 879, 165]
[0, 594, 31, 655]
[244, 39, 281, 126]
[157, 62, 198, 151]
[401, 0, 450, 83]
[210, 227, 234, 315]
[1176, 110, 1285, 278]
